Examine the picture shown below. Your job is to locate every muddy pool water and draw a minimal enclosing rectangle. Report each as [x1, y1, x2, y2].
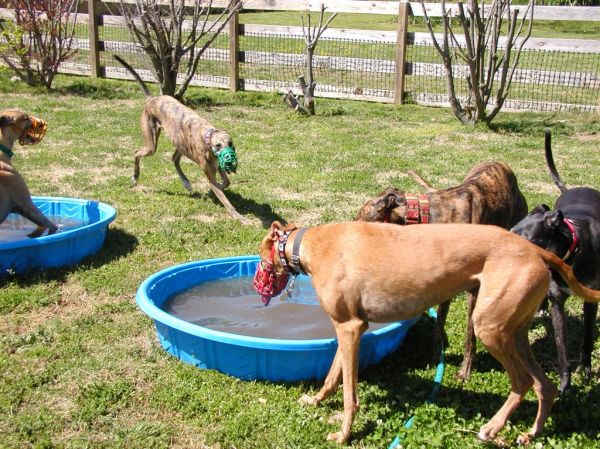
[0, 215, 87, 242]
[163, 276, 388, 340]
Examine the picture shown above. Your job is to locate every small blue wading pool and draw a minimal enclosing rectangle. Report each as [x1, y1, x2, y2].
[136, 255, 419, 382]
[0, 196, 117, 276]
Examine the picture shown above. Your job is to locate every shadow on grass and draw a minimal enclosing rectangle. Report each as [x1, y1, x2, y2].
[0, 227, 138, 287]
[161, 188, 286, 228]
[290, 313, 600, 443]
[489, 114, 569, 136]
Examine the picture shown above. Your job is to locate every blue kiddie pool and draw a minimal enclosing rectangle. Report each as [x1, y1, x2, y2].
[136, 255, 419, 382]
[0, 196, 117, 276]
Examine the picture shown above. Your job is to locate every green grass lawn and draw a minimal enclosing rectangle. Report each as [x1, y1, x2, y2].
[238, 10, 600, 40]
[0, 68, 599, 448]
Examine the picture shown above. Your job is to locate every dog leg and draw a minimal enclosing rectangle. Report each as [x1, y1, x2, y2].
[14, 203, 58, 237]
[433, 300, 450, 362]
[205, 169, 249, 224]
[133, 111, 160, 186]
[578, 301, 598, 380]
[299, 348, 342, 406]
[549, 293, 571, 393]
[514, 326, 558, 444]
[218, 167, 231, 190]
[457, 290, 478, 381]
[326, 318, 368, 444]
[171, 150, 192, 192]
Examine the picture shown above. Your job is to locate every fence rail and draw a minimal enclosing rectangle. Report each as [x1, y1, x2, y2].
[1, 1, 599, 112]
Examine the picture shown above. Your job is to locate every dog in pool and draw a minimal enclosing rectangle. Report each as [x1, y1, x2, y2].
[0, 110, 57, 237]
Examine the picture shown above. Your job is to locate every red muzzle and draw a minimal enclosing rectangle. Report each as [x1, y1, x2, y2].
[253, 247, 290, 306]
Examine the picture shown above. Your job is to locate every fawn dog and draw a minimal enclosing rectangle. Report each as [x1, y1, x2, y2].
[254, 220, 600, 445]
[356, 162, 528, 380]
[113, 55, 248, 224]
[512, 130, 600, 393]
[0, 110, 56, 237]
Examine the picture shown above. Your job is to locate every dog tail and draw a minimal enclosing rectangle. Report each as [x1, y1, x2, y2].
[113, 55, 152, 98]
[406, 170, 438, 193]
[544, 128, 567, 193]
[541, 249, 600, 303]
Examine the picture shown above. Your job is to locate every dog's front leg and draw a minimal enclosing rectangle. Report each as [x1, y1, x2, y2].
[549, 292, 571, 393]
[218, 167, 230, 190]
[578, 301, 598, 380]
[206, 175, 249, 224]
[457, 290, 478, 381]
[326, 318, 368, 444]
[299, 348, 343, 406]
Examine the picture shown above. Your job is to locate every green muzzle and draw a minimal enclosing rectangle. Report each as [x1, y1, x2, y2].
[213, 146, 238, 173]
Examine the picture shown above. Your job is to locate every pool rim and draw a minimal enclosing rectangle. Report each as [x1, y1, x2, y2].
[0, 196, 117, 250]
[136, 255, 412, 351]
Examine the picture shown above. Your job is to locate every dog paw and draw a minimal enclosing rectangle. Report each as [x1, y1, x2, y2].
[182, 180, 193, 192]
[326, 431, 348, 444]
[298, 394, 319, 406]
[516, 432, 533, 445]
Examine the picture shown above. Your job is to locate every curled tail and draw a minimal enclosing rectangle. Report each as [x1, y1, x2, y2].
[541, 249, 600, 303]
[113, 55, 152, 98]
[544, 128, 567, 193]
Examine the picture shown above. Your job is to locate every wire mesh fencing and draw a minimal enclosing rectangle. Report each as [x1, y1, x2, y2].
[1, 7, 598, 112]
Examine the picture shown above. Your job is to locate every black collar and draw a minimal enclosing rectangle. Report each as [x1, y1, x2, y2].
[277, 228, 308, 275]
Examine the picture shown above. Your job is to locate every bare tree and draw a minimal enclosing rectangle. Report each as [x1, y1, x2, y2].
[283, 5, 337, 115]
[0, 0, 79, 89]
[419, 0, 534, 125]
[112, 0, 241, 100]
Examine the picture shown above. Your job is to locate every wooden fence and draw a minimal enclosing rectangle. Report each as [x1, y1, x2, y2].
[1, 1, 599, 112]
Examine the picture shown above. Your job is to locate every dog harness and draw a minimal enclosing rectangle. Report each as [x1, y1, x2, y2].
[204, 128, 238, 173]
[561, 218, 580, 262]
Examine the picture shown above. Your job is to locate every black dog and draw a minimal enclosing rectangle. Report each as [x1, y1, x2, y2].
[511, 129, 600, 393]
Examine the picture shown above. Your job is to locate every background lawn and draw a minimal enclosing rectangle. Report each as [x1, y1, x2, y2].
[0, 68, 599, 448]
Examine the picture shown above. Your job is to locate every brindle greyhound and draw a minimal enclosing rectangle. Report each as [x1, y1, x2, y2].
[255, 220, 600, 445]
[0, 110, 57, 237]
[356, 162, 528, 380]
[113, 55, 248, 224]
[511, 129, 600, 393]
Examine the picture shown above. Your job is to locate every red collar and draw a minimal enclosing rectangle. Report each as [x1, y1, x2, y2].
[404, 194, 430, 224]
[562, 218, 579, 261]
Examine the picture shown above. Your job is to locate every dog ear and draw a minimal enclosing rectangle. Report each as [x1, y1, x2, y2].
[0, 114, 15, 128]
[531, 204, 550, 215]
[268, 221, 285, 241]
[383, 189, 403, 209]
[284, 222, 298, 232]
[543, 210, 563, 229]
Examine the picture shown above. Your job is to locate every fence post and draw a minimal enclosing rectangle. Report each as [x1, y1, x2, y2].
[229, 2, 240, 92]
[394, 1, 410, 104]
[88, 0, 101, 78]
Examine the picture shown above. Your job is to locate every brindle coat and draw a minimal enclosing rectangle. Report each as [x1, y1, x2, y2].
[356, 162, 528, 380]
[0, 110, 57, 237]
[113, 55, 248, 224]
